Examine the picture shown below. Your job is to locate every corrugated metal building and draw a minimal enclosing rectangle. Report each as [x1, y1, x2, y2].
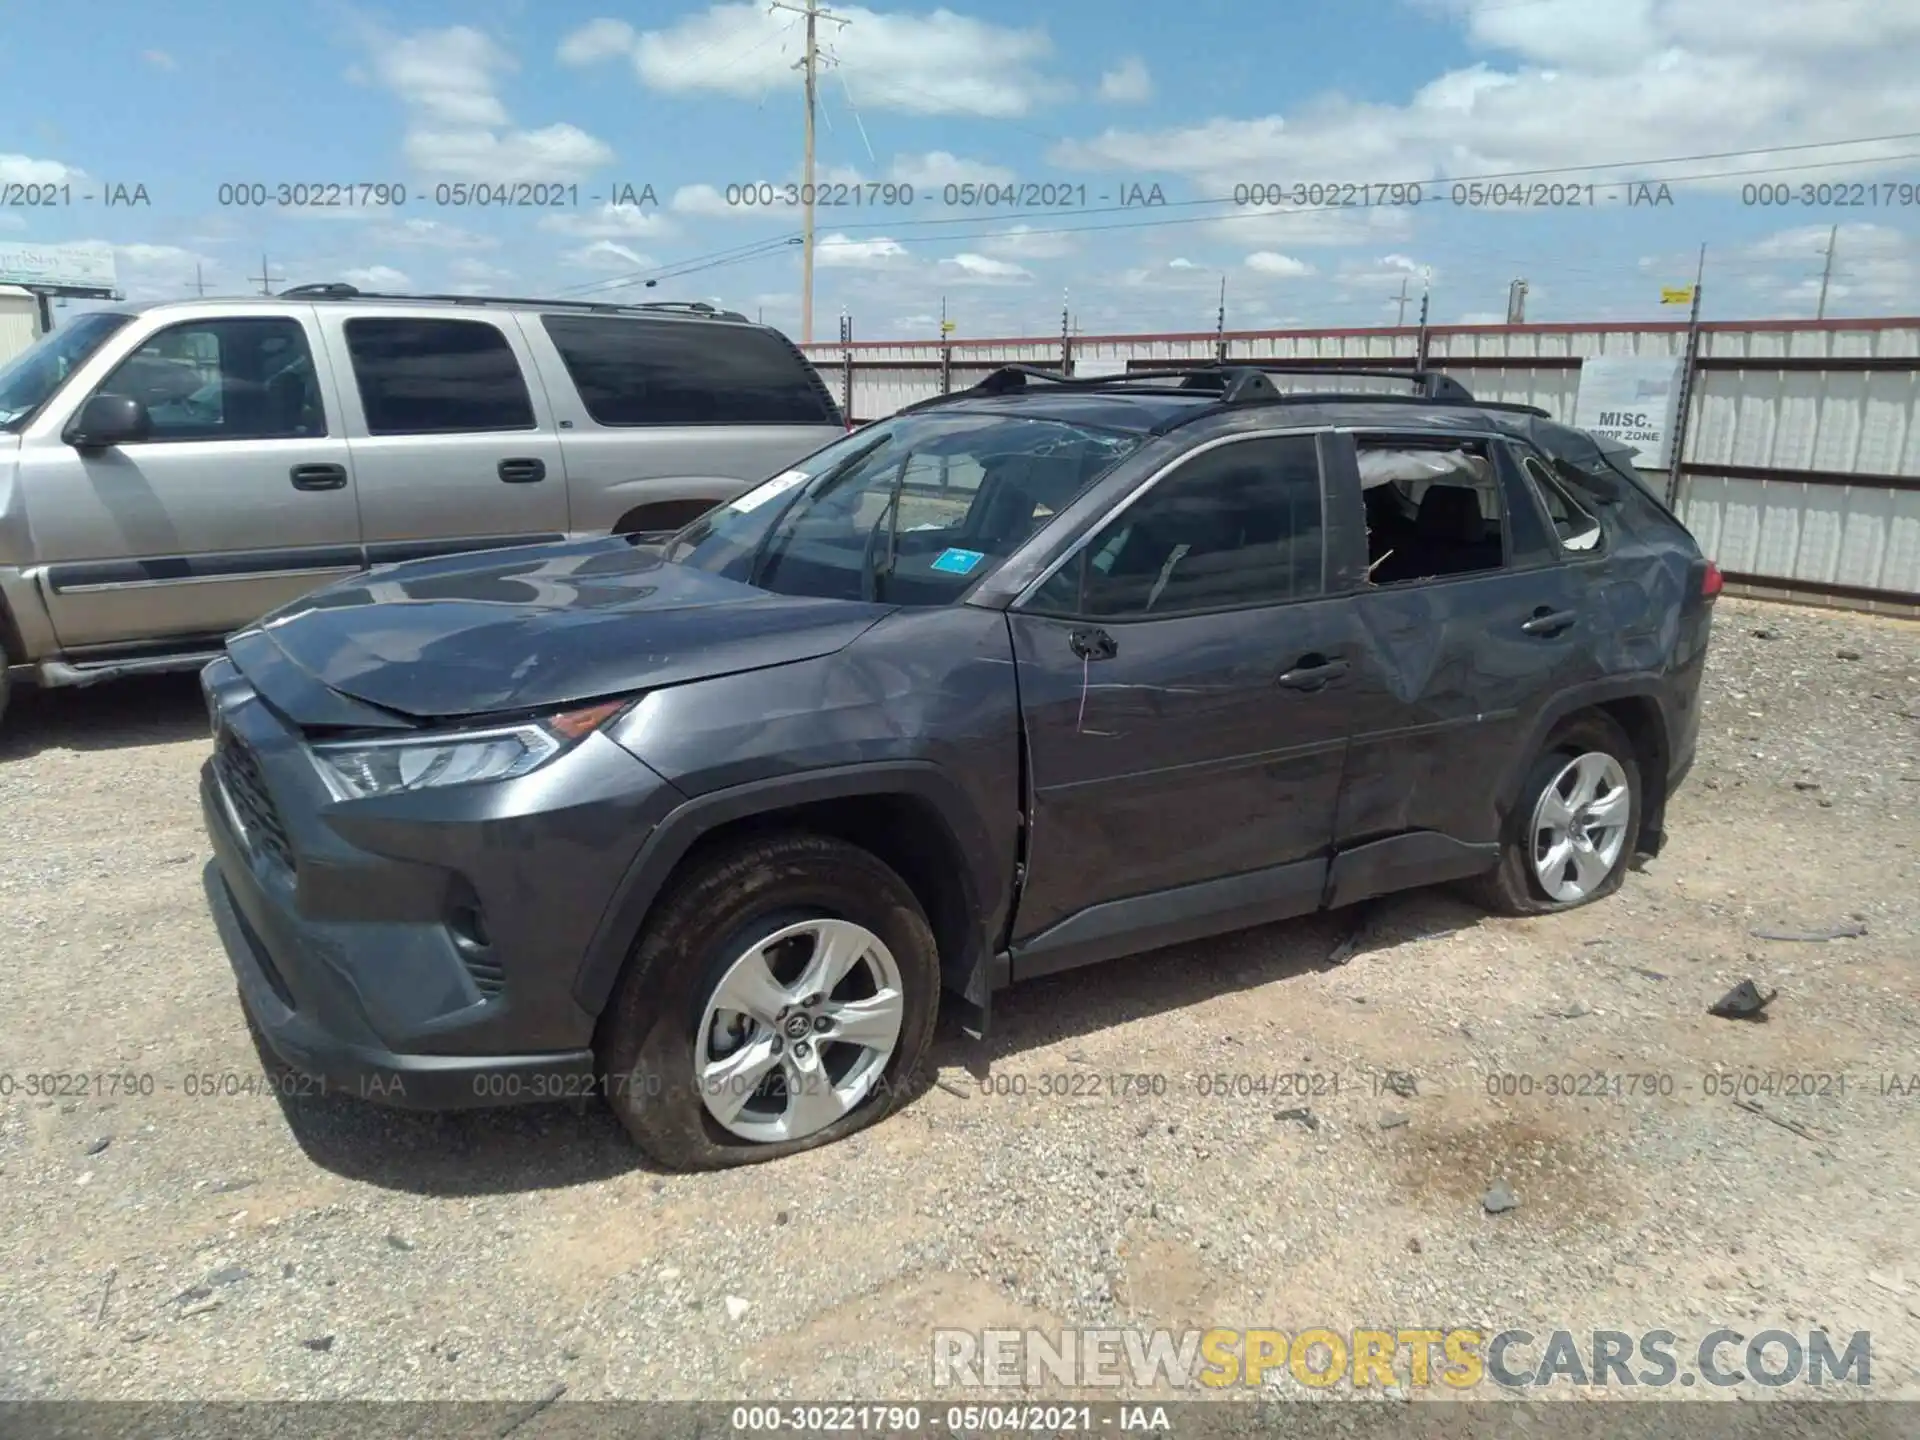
[0, 287, 41, 366]
[804, 319, 1920, 613]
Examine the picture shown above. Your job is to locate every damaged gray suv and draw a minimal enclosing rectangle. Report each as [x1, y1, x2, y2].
[198, 364, 1720, 1170]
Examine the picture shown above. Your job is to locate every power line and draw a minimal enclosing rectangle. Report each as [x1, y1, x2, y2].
[816, 130, 1920, 237]
[557, 133, 1920, 298]
[811, 147, 1920, 252]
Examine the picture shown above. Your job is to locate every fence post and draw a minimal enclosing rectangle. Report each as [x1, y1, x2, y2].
[838, 313, 854, 426]
[1665, 249, 1706, 508]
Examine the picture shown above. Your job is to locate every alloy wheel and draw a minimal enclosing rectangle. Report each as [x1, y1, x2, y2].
[1529, 750, 1631, 903]
[694, 918, 905, 1143]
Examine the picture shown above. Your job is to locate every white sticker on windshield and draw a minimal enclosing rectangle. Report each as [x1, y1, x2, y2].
[728, 469, 809, 514]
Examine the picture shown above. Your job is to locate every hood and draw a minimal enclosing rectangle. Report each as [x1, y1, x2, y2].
[234, 535, 892, 722]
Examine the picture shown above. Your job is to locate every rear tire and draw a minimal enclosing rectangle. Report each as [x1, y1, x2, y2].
[597, 832, 939, 1171]
[1466, 712, 1641, 917]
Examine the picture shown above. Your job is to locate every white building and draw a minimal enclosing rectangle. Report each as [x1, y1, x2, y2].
[0, 286, 42, 365]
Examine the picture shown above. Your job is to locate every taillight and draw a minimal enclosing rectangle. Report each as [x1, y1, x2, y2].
[1701, 560, 1724, 599]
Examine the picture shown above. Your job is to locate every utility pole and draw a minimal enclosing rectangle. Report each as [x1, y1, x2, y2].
[187, 262, 208, 297]
[770, 0, 848, 346]
[1506, 278, 1529, 324]
[251, 254, 282, 296]
[1815, 223, 1838, 321]
[1395, 275, 1409, 327]
[1214, 273, 1227, 362]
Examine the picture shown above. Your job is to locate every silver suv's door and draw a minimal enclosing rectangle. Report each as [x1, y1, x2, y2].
[19, 305, 362, 650]
[316, 309, 569, 565]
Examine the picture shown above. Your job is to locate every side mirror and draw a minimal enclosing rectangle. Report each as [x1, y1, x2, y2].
[64, 393, 152, 450]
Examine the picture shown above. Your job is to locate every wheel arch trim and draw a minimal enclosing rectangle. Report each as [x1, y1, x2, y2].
[1497, 680, 1674, 852]
[571, 760, 998, 1019]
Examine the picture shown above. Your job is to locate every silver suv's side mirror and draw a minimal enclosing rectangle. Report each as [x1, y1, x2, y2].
[64, 393, 152, 450]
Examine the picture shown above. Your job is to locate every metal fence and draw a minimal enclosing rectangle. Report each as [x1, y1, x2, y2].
[804, 319, 1920, 613]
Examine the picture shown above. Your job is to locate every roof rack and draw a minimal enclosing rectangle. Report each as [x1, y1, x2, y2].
[275, 282, 751, 322]
[963, 362, 1478, 403]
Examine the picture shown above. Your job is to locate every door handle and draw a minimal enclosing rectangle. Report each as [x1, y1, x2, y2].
[497, 457, 547, 484]
[289, 463, 347, 491]
[1068, 627, 1117, 661]
[1276, 654, 1349, 689]
[1521, 607, 1578, 636]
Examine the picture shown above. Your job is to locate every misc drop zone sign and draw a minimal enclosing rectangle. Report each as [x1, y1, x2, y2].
[1571, 356, 1686, 469]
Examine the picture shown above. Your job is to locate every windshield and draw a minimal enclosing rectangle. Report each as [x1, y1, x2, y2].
[665, 411, 1143, 604]
[0, 311, 133, 430]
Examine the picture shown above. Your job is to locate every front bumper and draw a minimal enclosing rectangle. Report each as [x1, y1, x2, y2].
[197, 656, 683, 1110]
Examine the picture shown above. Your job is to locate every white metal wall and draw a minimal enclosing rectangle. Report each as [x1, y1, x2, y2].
[0, 288, 40, 366]
[806, 321, 1920, 603]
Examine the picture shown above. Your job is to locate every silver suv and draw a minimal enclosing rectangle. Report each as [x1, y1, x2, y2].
[0, 284, 845, 722]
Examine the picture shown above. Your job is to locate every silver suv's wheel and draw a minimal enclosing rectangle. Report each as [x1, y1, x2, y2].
[1529, 751, 1632, 903]
[696, 918, 905, 1144]
[1468, 711, 1643, 916]
[598, 833, 939, 1170]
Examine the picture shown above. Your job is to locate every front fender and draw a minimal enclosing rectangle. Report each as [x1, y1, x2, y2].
[570, 760, 1004, 1021]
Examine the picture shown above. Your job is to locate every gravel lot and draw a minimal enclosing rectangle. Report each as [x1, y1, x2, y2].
[1, 596, 1916, 1406]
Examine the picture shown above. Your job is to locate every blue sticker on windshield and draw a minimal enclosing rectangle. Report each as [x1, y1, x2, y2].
[931, 547, 985, 575]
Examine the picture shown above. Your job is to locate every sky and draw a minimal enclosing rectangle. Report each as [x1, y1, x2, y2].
[3, 0, 1919, 343]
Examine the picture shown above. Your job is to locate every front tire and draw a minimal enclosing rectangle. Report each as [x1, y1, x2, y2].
[597, 833, 940, 1170]
[1467, 712, 1641, 916]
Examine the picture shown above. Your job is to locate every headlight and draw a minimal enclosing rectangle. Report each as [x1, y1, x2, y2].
[309, 699, 627, 801]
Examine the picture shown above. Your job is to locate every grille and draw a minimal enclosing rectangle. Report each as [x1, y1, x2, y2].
[215, 727, 296, 873]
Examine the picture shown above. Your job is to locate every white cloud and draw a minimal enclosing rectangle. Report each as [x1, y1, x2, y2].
[558, 18, 638, 66]
[815, 234, 910, 268]
[342, 264, 412, 290]
[0, 214, 24, 231]
[0, 154, 84, 186]
[891, 151, 1016, 188]
[671, 183, 735, 217]
[540, 202, 673, 239]
[379, 218, 497, 249]
[1454, 310, 1509, 324]
[1046, 2, 1920, 200]
[626, 3, 1059, 117]
[1736, 222, 1919, 313]
[976, 223, 1077, 261]
[449, 257, 515, 293]
[364, 25, 615, 182]
[941, 253, 1032, 282]
[404, 124, 614, 184]
[142, 49, 177, 70]
[1245, 252, 1312, 277]
[1098, 57, 1152, 104]
[1168, 257, 1199, 269]
[563, 240, 652, 271]
[1208, 203, 1414, 250]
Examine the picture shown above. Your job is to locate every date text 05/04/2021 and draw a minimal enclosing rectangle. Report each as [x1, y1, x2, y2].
[208, 181, 661, 210]
[728, 1404, 1174, 1433]
[1231, 180, 1677, 208]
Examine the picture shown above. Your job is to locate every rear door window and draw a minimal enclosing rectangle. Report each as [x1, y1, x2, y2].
[1520, 453, 1605, 553]
[343, 317, 535, 435]
[540, 314, 837, 426]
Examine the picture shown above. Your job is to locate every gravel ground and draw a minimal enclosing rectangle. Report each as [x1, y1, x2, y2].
[0, 595, 1916, 1408]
